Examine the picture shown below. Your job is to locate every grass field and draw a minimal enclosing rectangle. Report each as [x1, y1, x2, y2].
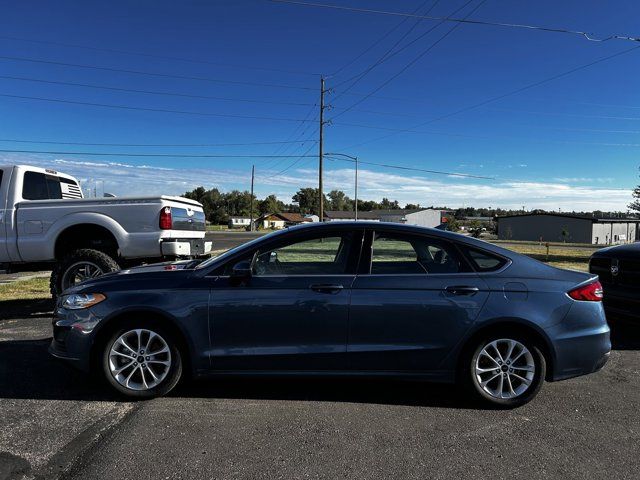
[500, 243, 591, 272]
[0, 277, 50, 302]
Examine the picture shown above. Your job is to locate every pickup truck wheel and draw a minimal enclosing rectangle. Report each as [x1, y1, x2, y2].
[51, 249, 120, 297]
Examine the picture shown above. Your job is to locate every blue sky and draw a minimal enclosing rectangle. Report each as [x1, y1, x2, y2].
[1, 0, 639, 210]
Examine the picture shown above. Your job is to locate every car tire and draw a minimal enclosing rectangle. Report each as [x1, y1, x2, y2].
[461, 333, 546, 408]
[101, 322, 183, 399]
[50, 248, 120, 297]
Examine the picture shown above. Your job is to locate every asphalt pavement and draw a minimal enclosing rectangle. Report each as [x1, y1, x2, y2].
[205, 230, 265, 251]
[1, 314, 639, 480]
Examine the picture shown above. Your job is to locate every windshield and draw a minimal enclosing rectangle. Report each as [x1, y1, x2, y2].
[195, 230, 283, 270]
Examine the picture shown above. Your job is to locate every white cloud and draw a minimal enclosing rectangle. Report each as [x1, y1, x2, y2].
[1, 155, 633, 211]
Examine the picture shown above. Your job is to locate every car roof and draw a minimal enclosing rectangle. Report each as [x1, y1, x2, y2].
[280, 221, 503, 251]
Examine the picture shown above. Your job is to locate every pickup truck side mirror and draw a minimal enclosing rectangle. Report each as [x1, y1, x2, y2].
[230, 259, 252, 285]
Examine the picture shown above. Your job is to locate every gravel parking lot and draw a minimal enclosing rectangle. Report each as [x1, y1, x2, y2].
[1, 313, 639, 480]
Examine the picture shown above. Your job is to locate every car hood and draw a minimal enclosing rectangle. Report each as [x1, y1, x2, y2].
[63, 260, 198, 295]
[592, 242, 640, 258]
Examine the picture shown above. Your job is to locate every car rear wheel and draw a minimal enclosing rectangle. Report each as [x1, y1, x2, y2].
[463, 335, 546, 408]
[102, 324, 182, 399]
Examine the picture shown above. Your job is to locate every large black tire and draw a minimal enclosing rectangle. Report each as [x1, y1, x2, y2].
[460, 331, 546, 409]
[50, 248, 120, 297]
[101, 321, 183, 399]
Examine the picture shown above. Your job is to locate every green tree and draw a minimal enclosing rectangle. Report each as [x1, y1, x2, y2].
[258, 194, 284, 215]
[292, 188, 326, 215]
[380, 197, 400, 210]
[328, 189, 349, 211]
[629, 174, 640, 213]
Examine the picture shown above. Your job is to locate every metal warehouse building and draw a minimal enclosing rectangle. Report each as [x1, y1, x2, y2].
[496, 213, 640, 245]
[324, 208, 446, 228]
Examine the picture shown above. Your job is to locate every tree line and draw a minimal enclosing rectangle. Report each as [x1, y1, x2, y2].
[183, 186, 638, 225]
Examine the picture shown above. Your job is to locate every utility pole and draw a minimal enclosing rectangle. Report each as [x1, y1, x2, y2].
[249, 164, 255, 232]
[319, 76, 325, 222]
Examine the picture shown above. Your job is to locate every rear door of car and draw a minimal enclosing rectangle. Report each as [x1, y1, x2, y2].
[209, 227, 364, 371]
[348, 228, 489, 372]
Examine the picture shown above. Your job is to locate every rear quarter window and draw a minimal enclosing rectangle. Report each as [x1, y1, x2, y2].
[463, 247, 508, 272]
[22, 172, 64, 200]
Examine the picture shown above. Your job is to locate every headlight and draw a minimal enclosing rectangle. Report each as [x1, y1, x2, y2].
[62, 293, 106, 310]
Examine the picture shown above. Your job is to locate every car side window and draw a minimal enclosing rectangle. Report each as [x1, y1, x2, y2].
[254, 234, 352, 276]
[370, 233, 463, 274]
[463, 247, 507, 272]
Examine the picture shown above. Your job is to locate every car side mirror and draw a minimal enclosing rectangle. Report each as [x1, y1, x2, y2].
[230, 260, 252, 285]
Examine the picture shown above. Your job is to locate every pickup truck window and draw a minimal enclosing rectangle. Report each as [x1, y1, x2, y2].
[22, 172, 68, 200]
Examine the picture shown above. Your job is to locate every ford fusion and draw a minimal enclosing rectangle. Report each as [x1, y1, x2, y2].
[50, 222, 610, 407]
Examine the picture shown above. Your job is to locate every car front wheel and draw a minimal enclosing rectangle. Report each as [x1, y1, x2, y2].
[102, 325, 182, 399]
[464, 335, 546, 408]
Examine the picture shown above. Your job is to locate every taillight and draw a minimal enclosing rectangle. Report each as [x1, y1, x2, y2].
[159, 207, 172, 230]
[568, 280, 603, 302]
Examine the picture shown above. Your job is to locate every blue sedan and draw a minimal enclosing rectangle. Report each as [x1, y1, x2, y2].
[49, 222, 610, 407]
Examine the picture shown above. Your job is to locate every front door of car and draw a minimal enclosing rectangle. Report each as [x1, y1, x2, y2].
[348, 230, 489, 372]
[208, 229, 362, 371]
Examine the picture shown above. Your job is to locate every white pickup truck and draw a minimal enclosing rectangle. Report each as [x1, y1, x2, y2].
[0, 164, 212, 296]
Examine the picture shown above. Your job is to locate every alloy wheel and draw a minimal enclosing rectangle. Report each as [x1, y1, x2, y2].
[61, 261, 104, 289]
[474, 338, 536, 400]
[108, 329, 172, 391]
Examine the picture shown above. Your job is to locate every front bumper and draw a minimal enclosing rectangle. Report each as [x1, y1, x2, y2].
[48, 306, 101, 373]
[161, 238, 213, 257]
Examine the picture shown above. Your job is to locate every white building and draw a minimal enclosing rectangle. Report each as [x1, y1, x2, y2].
[228, 217, 252, 229]
[324, 209, 446, 228]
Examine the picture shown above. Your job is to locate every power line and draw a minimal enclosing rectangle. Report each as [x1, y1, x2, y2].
[0, 34, 320, 76]
[322, 155, 494, 179]
[488, 106, 640, 121]
[328, 0, 432, 78]
[330, 0, 438, 93]
[263, 103, 319, 169]
[0, 149, 319, 159]
[264, 141, 319, 177]
[270, 0, 640, 43]
[331, 0, 445, 93]
[0, 55, 316, 91]
[331, 0, 486, 120]
[0, 138, 315, 147]
[0, 75, 316, 107]
[338, 44, 640, 150]
[0, 93, 317, 123]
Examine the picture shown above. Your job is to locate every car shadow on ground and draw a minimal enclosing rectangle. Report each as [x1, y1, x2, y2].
[1, 322, 638, 407]
[0, 299, 54, 321]
[609, 321, 640, 350]
[0, 337, 476, 409]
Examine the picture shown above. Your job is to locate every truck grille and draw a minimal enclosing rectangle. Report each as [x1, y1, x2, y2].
[618, 258, 640, 287]
[589, 257, 611, 283]
[590, 256, 640, 287]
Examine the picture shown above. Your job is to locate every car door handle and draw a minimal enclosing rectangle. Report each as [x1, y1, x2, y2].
[309, 284, 344, 293]
[445, 285, 480, 295]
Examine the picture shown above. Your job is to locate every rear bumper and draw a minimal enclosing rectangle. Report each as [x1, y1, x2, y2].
[545, 301, 611, 381]
[161, 238, 213, 257]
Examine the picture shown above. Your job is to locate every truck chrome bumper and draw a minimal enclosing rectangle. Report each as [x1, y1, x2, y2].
[161, 239, 212, 257]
